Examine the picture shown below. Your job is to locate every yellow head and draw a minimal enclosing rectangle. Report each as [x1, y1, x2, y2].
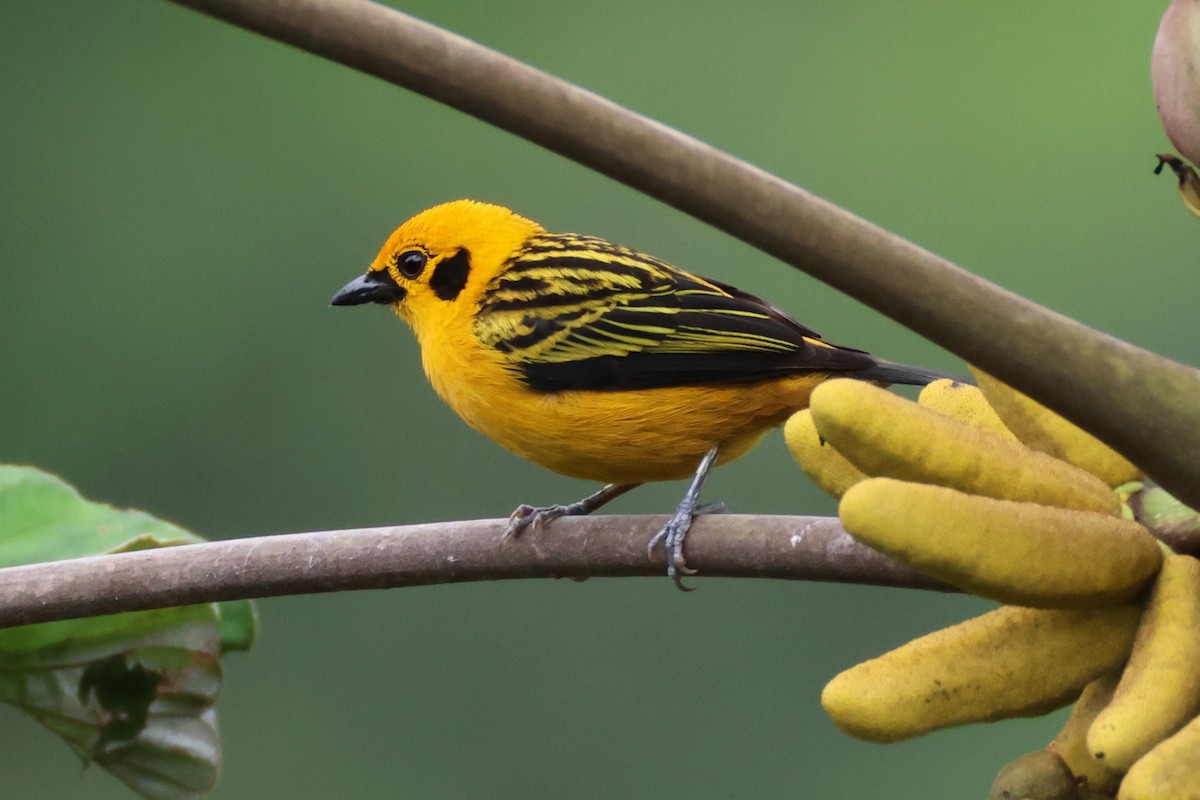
[331, 199, 543, 337]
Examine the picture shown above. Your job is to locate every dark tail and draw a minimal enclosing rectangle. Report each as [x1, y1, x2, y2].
[851, 359, 971, 387]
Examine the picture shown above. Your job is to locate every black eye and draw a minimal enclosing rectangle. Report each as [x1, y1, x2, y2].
[396, 250, 427, 279]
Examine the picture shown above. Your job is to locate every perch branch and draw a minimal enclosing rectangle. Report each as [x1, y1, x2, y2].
[0, 514, 947, 629]
[166, 0, 1200, 509]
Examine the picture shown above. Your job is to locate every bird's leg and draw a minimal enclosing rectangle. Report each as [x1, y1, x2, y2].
[504, 482, 640, 539]
[647, 446, 722, 591]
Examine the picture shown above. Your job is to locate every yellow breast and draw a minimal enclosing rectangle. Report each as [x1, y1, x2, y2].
[413, 308, 820, 482]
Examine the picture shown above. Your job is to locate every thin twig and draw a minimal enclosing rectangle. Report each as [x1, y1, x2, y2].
[166, 0, 1200, 510]
[0, 515, 947, 629]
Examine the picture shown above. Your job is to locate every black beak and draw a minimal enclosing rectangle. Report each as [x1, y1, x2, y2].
[330, 271, 407, 306]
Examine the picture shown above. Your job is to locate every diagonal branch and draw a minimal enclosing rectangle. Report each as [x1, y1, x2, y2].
[0, 515, 947, 629]
[166, 0, 1200, 510]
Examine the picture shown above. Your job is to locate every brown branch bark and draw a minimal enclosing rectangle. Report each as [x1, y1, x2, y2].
[165, 0, 1200, 510]
[0, 515, 947, 629]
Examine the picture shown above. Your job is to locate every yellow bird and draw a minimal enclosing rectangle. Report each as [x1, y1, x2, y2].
[333, 200, 951, 588]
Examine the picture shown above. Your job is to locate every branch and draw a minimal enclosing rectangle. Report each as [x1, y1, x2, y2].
[166, 0, 1200, 510]
[0, 515, 946, 629]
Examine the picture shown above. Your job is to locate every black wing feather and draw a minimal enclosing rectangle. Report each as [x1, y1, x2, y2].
[476, 237, 882, 392]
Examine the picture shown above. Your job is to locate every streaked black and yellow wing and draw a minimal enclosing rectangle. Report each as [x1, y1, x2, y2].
[474, 232, 880, 392]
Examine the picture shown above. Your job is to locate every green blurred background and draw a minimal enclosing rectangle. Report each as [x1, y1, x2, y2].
[1, 2, 1193, 797]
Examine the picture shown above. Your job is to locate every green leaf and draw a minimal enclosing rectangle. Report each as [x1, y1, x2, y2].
[0, 466, 200, 566]
[0, 465, 258, 799]
[214, 599, 257, 654]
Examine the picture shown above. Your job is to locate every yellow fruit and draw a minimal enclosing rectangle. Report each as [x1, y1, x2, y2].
[839, 479, 1162, 608]
[1088, 555, 1200, 771]
[918, 378, 1018, 441]
[783, 409, 866, 498]
[989, 751, 1079, 800]
[1048, 672, 1124, 794]
[809, 380, 1120, 516]
[972, 369, 1142, 487]
[1118, 712, 1200, 799]
[821, 604, 1141, 742]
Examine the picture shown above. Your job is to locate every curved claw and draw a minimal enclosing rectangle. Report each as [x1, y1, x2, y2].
[505, 484, 640, 541]
[671, 573, 698, 592]
[651, 509, 702, 591]
[504, 505, 533, 539]
[647, 445, 723, 591]
[668, 550, 699, 592]
[504, 504, 565, 539]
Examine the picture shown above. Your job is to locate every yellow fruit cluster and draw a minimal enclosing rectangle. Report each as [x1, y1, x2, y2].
[784, 372, 1200, 799]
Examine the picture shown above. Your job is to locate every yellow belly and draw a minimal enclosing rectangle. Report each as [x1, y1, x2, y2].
[423, 336, 824, 482]
[488, 380, 821, 483]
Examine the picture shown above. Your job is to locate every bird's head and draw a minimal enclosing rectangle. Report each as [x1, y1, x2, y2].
[332, 199, 542, 331]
